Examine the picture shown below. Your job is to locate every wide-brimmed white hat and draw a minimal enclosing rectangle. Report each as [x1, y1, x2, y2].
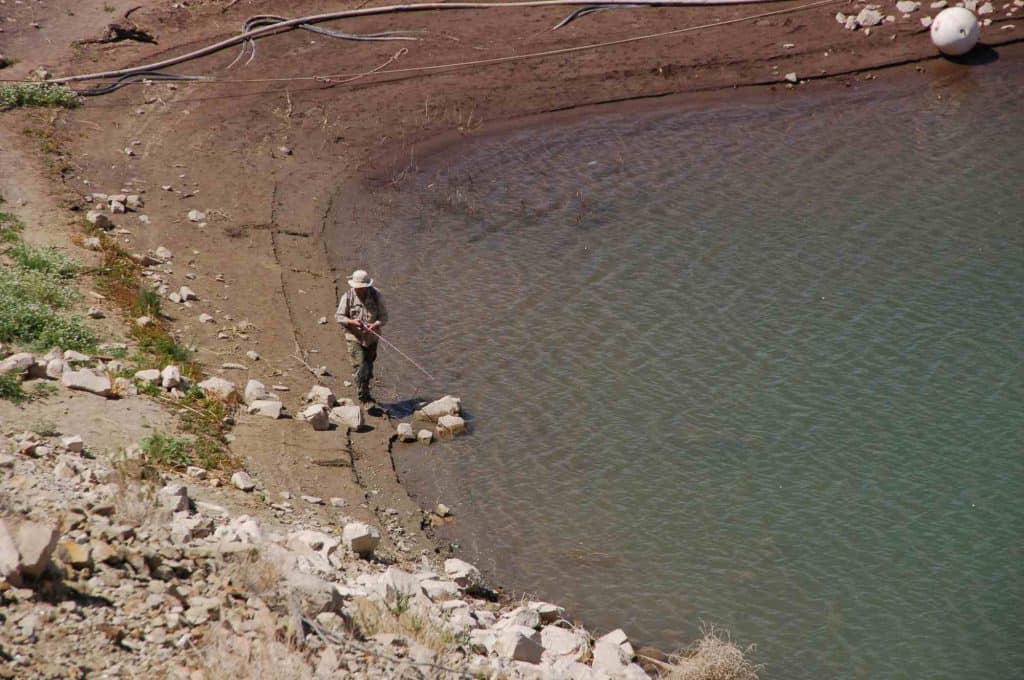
[348, 269, 373, 288]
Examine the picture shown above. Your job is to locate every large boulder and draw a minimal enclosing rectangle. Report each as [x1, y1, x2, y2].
[61, 369, 113, 397]
[299, 404, 331, 431]
[444, 558, 483, 589]
[342, 522, 380, 558]
[11, 520, 59, 578]
[591, 629, 637, 677]
[494, 626, 544, 664]
[415, 395, 461, 422]
[0, 352, 35, 376]
[134, 368, 161, 385]
[329, 405, 363, 431]
[198, 376, 238, 401]
[541, 625, 588, 662]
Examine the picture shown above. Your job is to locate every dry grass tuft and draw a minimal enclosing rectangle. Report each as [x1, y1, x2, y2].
[660, 626, 761, 680]
[198, 620, 314, 680]
[351, 596, 461, 655]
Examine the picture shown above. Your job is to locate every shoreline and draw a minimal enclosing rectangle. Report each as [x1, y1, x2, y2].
[332, 41, 1024, 655]
[1, 0, 1021, 674]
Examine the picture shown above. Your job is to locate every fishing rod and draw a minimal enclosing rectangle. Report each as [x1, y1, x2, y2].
[358, 321, 437, 382]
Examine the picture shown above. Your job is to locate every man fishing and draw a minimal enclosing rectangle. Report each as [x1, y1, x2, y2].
[335, 269, 388, 404]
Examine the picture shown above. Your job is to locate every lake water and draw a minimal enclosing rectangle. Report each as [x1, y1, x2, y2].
[336, 61, 1023, 678]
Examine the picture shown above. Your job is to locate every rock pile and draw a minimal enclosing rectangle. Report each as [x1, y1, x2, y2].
[0, 425, 660, 679]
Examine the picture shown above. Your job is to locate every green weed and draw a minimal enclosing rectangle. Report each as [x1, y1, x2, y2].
[0, 374, 26, 404]
[141, 434, 192, 468]
[0, 83, 79, 111]
[133, 286, 162, 318]
[7, 241, 78, 277]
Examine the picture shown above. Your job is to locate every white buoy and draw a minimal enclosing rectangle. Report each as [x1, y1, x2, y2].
[930, 7, 981, 56]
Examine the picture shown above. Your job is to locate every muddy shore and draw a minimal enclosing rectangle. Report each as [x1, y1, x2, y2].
[1, 0, 1021, 666]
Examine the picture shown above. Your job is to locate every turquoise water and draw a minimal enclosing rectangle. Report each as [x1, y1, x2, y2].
[338, 61, 1023, 678]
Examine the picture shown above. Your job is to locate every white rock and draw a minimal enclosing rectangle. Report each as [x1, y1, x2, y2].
[231, 471, 257, 491]
[126, 195, 144, 210]
[494, 627, 544, 664]
[188, 209, 206, 222]
[246, 350, 260, 361]
[61, 369, 113, 397]
[495, 606, 541, 631]
[179, 286, 198, 301]
[835, 11, 848, 23]
[136, 315, 153, 328]
[244, 379, 268, 404]
[11, 520, 59, 578]
[64, 350, 91, 362]
[921, 15, 934, 26]
[135, 368, 161, 385]
[0, 521, 20, 579]
[417, 429, 433, 444]
[0, 353, 35, 376]
[437, 414, 466, 439]
[416, 395, 462, 421]
[287, 529, 340, 559]
[435, 503, 451, 518]
[83, 236, 102, 250]
[159, 484, 190, 512]
[896, 0, 920, 11]
[110, 200, 126, 214]
[247, 399, 284, 419]
[85, 210, 112, 229]
[342, 522, 381, 557]
[161, 365, 181, 389]
[396, 422, 415, 442]
[856, 7, 884, 25]
[87, 306, 105, 319]
[541, 625, 588, 661]
[381, 566, 428, 603]
[155, 246, 173, 260]
[301, 495, 324, 505]
[60, 435, 84, 453]
[304, 384, 337, 408]
[784, 72, 798, 83]
[444, 558, 483, 589]
[531, 601, 566, 624]
[198, 376, 237, 401]
[421, 579, 460, 601]
[186, 466, 208, 479]
[198, 313, 215, 324]
[299, 404, 331, 430]
[108, 194, 127, 205]
[978, 0, 993, 11]
[329, 405, 363, 430]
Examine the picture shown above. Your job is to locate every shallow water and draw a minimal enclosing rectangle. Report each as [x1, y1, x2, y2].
[335, 62, 1023, 678]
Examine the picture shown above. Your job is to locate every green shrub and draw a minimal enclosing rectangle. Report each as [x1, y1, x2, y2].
[133, 286, 162, 318]
[0, 82, 79, 110]
[7, 241, 78, 277]
[0, 374, 26, 403]
[140, 434, 193, 468]
[0, 286, 95, 351]
[0, 210, 23, 244]
[140, 433, 230, 471]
